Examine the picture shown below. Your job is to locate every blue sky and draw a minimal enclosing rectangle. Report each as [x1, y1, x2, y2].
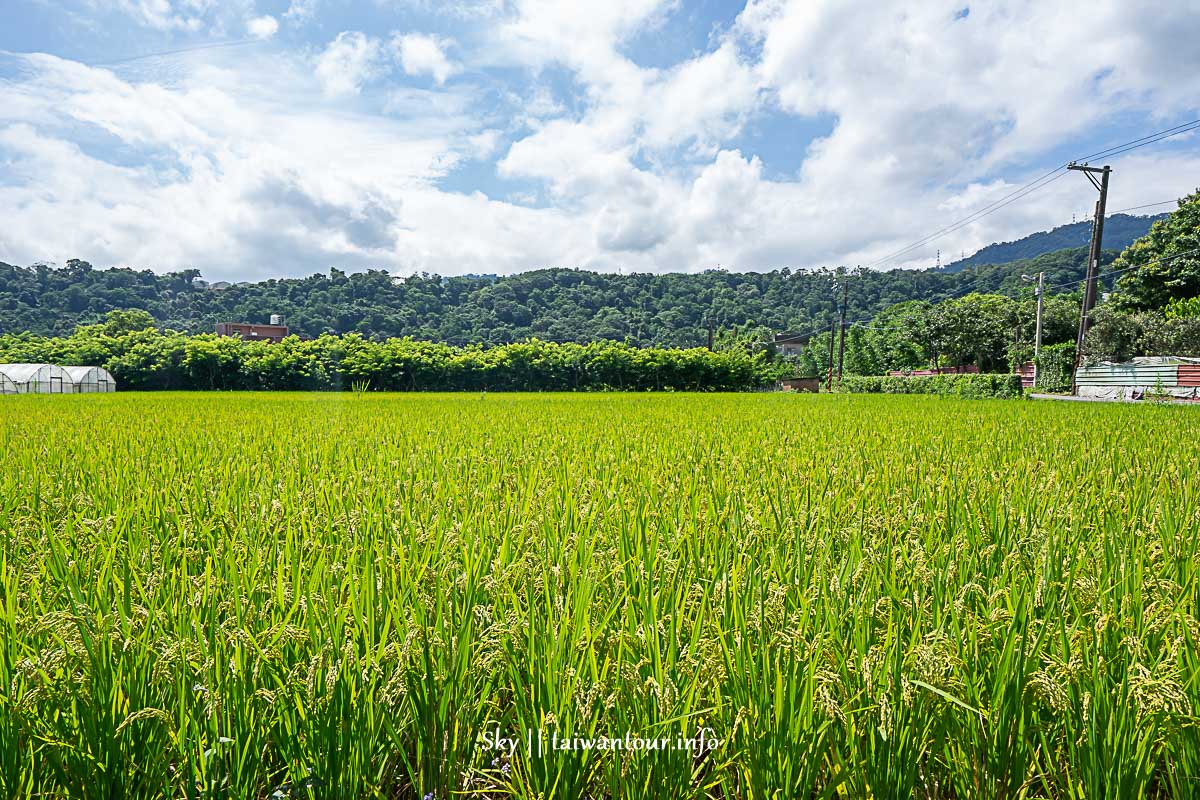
[0, 0, 1198, 281]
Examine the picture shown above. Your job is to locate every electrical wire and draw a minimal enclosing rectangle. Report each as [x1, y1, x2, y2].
[1073, 118, 1200, 163]
[865, 170, 1069, 268]
[866, 118, 1200, 270]
[1040, 246, 1200, 293]
[1109, 200, 1180, 214]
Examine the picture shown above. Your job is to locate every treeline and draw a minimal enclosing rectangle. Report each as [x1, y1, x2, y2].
[784, 191, 1200, 382]
[945, 212, 1163, 271]
[0, 313, 779, 392]
[0, 247, 1107, 344]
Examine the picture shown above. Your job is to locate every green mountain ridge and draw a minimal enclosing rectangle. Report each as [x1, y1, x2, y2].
[0, 247, 1103, 346]
[941, 213, 1166, 271]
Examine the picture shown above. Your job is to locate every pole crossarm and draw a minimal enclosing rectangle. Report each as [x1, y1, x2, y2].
[1069, 163, 1112, 395]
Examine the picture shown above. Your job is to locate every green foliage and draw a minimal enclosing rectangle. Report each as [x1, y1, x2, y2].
[1034, 342, 1076, 393]
[4, 393, 1196, 798]
[711, 322, 775, 358]
[1080, 306, 1143, 364]
[946, 213, 1164, 270]
[101, 308, 157, 336]
[0, 248, 1101, 344]
[839, 372, 1024, 398]
[1164, 295, 1200, 320]
[1081, 306, 1200, 363]
[0, 327, 779, 392]
[937, 293, 1019, 371]
[1112, 190, 1200, 311]
[1133, 314, 1200, 358]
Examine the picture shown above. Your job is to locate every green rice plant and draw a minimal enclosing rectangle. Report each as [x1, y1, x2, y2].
[0, 392, 1198, 798]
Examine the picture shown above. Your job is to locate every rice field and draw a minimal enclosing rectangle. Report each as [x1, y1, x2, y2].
[1, 392, 1198, 799]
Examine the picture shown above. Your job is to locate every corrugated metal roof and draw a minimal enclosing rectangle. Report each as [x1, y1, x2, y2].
[1131, 356, 1200, 365]
[1179, 365, 1200, 387]
[1076, 362, 1180, 386]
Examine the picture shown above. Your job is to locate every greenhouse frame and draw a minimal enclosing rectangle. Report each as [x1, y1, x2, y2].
[0, 364, 70, 394]
[63, 365, 117, 393]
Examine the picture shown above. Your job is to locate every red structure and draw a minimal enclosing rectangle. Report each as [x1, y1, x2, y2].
[1017, 361, 1036, 389]
[216, 322, 290, 343]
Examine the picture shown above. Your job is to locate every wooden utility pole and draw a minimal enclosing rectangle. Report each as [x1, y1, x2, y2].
[825, 317, 836, 392]
[1069, 163, 1111, 394]
[836, 278, 849, 382]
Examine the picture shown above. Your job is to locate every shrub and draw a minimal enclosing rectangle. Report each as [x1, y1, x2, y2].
[1034, 342, 1075, 393]
[839, 373, 1023, 399]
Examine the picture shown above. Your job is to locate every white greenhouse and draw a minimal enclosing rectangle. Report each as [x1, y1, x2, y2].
[63, 365, 117, 393]
[0, 364, 70, 394]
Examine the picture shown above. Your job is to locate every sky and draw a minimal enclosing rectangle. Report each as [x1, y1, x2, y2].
[0, 0, 1198, 283]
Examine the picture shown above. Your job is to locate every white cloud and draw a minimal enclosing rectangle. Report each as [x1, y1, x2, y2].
[284, 0, 319, 23]
[0, 53, 514, 277]
[393, 33, 459, 85]
[314, 32, 387, 97]
[247, 15, 278, 39]
[3, 0, 1200, 281]
[111, 0, 205, 30]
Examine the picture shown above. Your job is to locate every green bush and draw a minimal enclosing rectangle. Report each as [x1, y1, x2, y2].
[1034, 342, 1075, 393]
[839, 373, 1023, 399]
[0, 327, 781, 392]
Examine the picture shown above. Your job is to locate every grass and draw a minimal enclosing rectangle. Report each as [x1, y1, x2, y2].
[1, 391, 1198, 799]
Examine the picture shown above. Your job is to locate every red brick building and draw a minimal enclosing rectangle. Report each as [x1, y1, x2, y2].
[216, 321, 290, 343]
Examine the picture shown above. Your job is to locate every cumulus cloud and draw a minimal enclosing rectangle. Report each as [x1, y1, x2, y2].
[284, 0, 319, 23]
[0, 53, 533, 278]
[393, 33, 459, 85]
[246, 15, 278, 39]
[111, 0, 214, 31]
[2, 0, 1199, 280]
[314, 32, 387, 97]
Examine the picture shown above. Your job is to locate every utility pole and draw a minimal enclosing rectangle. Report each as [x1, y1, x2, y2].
[836, 277, 849, 382]
[1023, 271, 1045, 388]
[825, 317, 836, 392]
[706, 316, 714, 351]
[1068, 162, 1111, 394]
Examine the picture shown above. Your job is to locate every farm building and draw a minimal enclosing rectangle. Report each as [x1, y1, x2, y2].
[0, 363, 70, 394]
[1075, 356, 1200, 401]
[63, 366, 117, 393]
[216, 315, 289, 343]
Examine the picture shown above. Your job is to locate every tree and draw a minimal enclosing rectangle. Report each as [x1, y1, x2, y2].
[1080, 306, 1142, 364]
[103, 308, 157, 336]
[1111, 190, 1200, 311]
[870, 301, 937, 370]
[937, 294, 1017, 371]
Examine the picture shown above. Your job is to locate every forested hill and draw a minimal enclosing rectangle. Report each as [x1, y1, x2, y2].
[0, 247, 1107, 346]
[943, 213, 1164, 271]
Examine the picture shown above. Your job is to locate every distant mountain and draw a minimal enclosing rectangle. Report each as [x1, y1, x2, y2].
[943, 213, 1166, 272]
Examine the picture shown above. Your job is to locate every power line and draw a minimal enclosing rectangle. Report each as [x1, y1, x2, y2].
[866, 118, 1200, 270]
[1074, 118, 1200, 163]
[777, 244, 1200, 352]
[865, 169, 1069, 268]
[1109, 199, 1180, 214]
[1040, 246, 1200, 293]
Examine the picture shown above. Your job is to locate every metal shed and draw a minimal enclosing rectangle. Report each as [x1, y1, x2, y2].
[0, 364, 69, 394]
[1075, 356, 1200, 401]
[63, 365, 117, 393]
